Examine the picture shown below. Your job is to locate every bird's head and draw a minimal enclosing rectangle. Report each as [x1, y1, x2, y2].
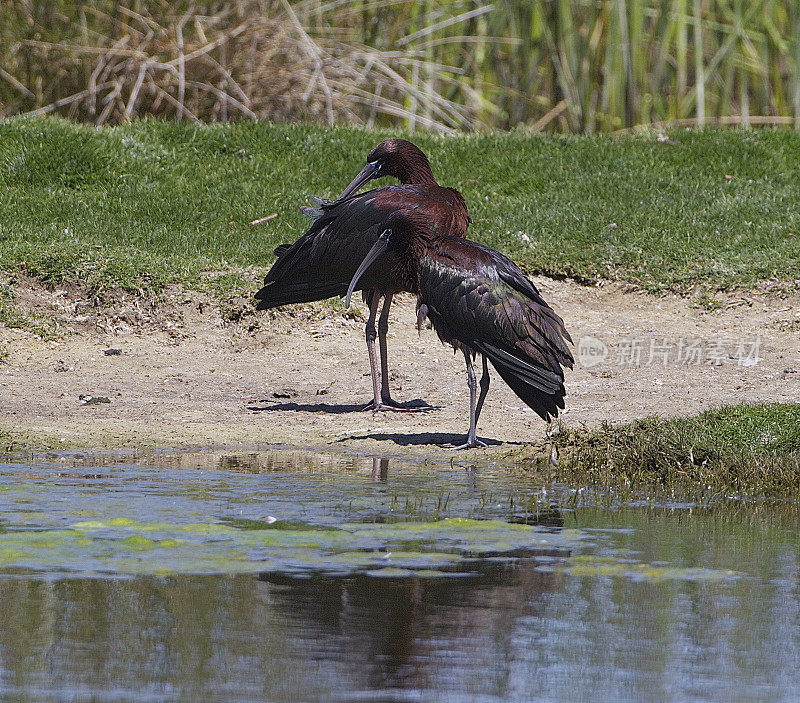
[336, 139, 435, 201]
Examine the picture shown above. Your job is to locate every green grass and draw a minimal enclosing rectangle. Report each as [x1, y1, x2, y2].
[528, 404, 800, 499]
[0, 280, 61, 339]
[0, 429, 20, 453]
[1, 117, 799, 299]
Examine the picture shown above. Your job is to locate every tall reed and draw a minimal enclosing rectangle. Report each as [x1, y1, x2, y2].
[1, 0, 798, 132]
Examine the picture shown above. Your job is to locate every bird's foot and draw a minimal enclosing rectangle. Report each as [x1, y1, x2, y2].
[361, 397, 433, 412]
[442, 437, 488, 450]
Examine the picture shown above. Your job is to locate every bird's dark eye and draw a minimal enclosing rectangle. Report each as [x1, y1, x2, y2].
[369, 159, 383, 175]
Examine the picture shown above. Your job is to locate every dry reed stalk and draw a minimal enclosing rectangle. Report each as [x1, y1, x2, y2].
[249, 213, 278, 225]
[1, 0, 476, 130]
[1, 0, 799, 132]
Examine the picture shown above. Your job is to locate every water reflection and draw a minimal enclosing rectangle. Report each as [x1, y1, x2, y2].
[0, 559, 562, 702]
[0, 547, 798, 702]
[1, 449, 800, 701]
[372, 456, 389, 482]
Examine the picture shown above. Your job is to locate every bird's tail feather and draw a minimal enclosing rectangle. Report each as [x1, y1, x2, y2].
[476, 341, 563, 396]
[489, 358, 565, 422]
[475, 339, 566, 421]
[255, 279, 347, 309]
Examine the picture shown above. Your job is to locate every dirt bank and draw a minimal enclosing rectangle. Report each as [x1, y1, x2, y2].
[1, 278, 799, 458]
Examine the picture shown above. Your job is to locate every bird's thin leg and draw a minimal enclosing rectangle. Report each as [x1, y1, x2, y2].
[361, 292, 382, 412]
[371, 293, 430, 412]
[445, 351, 487, 450]
[378, 293, 394, 402]
[474, 355, 490, 425]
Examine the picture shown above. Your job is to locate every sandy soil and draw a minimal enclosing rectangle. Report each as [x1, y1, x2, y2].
[1, 277, 799, 458]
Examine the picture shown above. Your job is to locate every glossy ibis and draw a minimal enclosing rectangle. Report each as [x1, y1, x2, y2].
[255, 139, 469, 411]
[346, 229, 573, 449]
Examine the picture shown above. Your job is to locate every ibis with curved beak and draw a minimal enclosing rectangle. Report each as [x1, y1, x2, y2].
[255, 139, 470, 412]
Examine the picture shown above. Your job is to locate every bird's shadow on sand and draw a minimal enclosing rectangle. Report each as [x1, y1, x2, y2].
[247, 400, 436, 415]
[339, 432, 509, 447]
[248, 401, 365, 414]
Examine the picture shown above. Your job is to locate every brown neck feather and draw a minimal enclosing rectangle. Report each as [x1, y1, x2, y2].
[389, 222, 433, 293]
[398, 150, 437, 186]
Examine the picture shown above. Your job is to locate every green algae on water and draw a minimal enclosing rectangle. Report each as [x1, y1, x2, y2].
[0, 516, 584, 579]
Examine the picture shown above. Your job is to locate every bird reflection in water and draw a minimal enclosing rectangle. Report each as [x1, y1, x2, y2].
[371, 456, 389, 482]
[256, 542, 565, 697]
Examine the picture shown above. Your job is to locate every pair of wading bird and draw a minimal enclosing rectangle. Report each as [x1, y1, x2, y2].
[255, 140, 573, 449]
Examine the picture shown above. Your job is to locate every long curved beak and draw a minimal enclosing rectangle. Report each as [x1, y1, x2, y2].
[336, 161, 379, 201]
[345, 230, 391, 308]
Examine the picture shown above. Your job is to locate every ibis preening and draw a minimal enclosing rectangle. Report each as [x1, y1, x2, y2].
[255, 140, 470, 411]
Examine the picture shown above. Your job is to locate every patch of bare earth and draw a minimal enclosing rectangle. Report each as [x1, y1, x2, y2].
[1, 278, 799, 457]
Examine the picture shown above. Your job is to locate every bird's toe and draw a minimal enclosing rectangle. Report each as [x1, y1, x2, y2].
[442, 438, 487, 450]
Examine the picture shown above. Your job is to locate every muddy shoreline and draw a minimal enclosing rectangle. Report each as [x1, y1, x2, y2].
[2, 278, 799, 459]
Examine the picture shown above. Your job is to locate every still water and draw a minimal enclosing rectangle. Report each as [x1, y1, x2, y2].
[1, 449, 799, 702]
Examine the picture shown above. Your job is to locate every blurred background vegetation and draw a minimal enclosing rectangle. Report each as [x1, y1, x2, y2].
[1, 0, 799, 133]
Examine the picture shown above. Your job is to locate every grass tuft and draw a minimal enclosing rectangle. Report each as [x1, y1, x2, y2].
[689, 292, 725, 312]
[537, 404, 800, 499]
[0, 429, 20, 453]
[0, 281, 61, 339]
